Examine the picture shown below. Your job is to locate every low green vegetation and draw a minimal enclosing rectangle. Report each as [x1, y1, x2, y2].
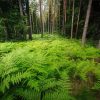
[0, 34, 100, 100]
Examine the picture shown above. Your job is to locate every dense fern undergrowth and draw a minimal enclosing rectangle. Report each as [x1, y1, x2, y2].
[0, 34, 100, 100]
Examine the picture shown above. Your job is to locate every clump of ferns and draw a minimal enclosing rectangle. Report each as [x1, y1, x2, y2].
[0, 66, 72, 100]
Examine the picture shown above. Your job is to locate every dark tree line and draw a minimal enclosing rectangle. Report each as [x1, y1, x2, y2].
[0, 0, 100, 47]
[0, 0, 32, 40]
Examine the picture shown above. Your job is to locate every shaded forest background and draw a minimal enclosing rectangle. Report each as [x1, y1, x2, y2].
[0, 0, 100, 47]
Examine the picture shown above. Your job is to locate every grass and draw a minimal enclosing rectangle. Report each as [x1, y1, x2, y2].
[0, 34, 100, 100]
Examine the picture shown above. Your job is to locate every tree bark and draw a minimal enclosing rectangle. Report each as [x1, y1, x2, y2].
[18, 0, 23, 16]
[30, 14, 33, 38]
[48, 0, 52, 34]
[71, 0, 75, 39]
[48, 13, 49, 33]
[98, 40, 100, 48]
[26, 0, 32, 40]
[75, 0, 82, 38]
[82, 0, 92, 45]
[39, 0, 43, 37]
[62, 0, 67, 35]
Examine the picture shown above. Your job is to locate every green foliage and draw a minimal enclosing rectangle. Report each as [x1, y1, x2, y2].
[0, 5, 28, 41]
[0, 34, 100, 99]
[0, 17, 6, 40]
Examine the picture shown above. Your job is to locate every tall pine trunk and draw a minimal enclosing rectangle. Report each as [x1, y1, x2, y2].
[71, 0, 75, 39]
[26, 0, 32, 40]
[18, 0, 23, 16]
[39, 0, 43, 37]
[82, 0, 92, 45]
[62, 0, 67, 35]
[48, 13, 49, 33]
[48, 1, 52, 34]
[75, 0, 82, 38]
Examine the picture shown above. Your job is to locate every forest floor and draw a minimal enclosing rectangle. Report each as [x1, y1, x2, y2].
[0, 34, 100, 100]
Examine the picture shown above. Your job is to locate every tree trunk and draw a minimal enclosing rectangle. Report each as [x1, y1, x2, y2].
[30, 14, 33, 37]
[82, 0, 92, 45]
[26, 0, 32, 40]
[68, 0, 70, 11]
[4, 18, 10, 40]
[18, 0, 23, 16]
[52, 0, 56, 33]
[48, 13, 49, 33]
[59, 0, 61, 33]
[71, 0, 75, 39]
[49, 1, 52, 34]
[62, 0, 67, 35]
[39, 0, 43, 37]
[75, 0, 82, 38]
[31, 13, 34, 33]
[98, 40, 100, 48]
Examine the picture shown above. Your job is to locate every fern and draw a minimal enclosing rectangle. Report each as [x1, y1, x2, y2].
[15, 88, 40, 100]
[0, 71, 32, 93]
[93, 79, 100, 90]
[0, 34, 100, 99]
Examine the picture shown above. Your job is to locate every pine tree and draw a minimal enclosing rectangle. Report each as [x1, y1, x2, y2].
[82, 0, 93, 45]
